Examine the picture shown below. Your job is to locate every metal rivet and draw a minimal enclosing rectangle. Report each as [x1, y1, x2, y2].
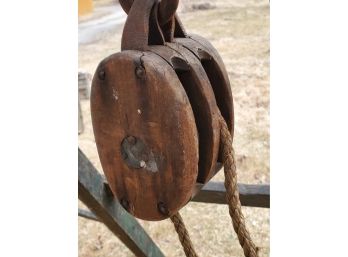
[98, 70, 105, 80]
[121, 198, 130, 210]
[157, 202, 169, 215]
[135, 67, 145, 79]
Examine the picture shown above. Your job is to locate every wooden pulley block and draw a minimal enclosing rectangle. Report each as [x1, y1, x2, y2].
[170, 15, 234, 140]
[119, 0, 234, 178]
[91, 0, 234, 221]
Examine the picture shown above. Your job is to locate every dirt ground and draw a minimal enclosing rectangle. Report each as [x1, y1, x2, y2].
[78, 0, 269, 256]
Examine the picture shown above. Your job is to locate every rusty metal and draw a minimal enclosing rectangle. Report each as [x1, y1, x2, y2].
[158, 0, 179, 25]
[119, 0, 179, 25]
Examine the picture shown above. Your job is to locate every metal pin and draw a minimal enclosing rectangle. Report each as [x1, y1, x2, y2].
[98, 70, 106, 80]
[121, 198, 130, 210]
[157, 202, 169, 215]
[135, 67, 145, 79]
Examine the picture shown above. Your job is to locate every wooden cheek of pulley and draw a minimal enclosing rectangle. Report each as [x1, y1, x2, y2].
[90, 0, 234, 221]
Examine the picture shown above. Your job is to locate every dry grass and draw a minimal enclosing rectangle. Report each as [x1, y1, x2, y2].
[78, 0, 269, 256]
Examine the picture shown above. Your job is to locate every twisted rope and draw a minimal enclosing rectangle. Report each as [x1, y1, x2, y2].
[170, 212, 198, 257]
[171, 115, 259, 257]
[219, 116, 259, 257]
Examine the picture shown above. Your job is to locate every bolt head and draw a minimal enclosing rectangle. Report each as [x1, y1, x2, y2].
[98, 70, 106, 80]
[157, 202, 169, 215]
[121, 198, 130, 210]
[135, 67, 145, 79]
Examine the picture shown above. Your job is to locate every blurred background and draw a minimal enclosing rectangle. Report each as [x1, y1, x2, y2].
[78, 0, 269, 256]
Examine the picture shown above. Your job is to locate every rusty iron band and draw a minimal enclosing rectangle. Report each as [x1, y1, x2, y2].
[119, 0, 179, 25]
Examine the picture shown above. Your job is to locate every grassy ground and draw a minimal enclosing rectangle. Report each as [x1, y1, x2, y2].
[78, 0, 269, 256]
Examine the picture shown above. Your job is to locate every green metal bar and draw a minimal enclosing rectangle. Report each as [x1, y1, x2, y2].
[78, 149, 165, 257]
[192, 182, 270, 208]
[78, 208, 99, 221]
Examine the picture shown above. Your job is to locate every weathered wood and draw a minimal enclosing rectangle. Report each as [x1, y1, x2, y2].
[192, 182, 270, 208]
[119, 0, 178, 26]
[78, 149, 165, 257]
[91, 50, 198, 221]
[169, 42, 221, 183]
[149, 43, 221, 184]
[90, 0, 243, 221]
[175, 35, 234, 137]
[118, 0, 234, 140]
[121, 0, 164, 50]
[120, 0, 233, 184]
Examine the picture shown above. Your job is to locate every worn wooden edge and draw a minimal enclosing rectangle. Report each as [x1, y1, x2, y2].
[78, 149, 165, 257]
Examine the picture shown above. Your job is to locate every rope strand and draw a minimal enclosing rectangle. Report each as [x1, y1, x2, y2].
[171, 115, 259, 257]
[219, 116, 259, 257]
[170, 212, 198, 257]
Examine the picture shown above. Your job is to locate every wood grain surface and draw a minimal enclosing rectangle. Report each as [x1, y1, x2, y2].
[91, 0, 235, 219]
[91, 51, 198, 220]
[149, 43, 221, 183]
[175, 35, 234, 137]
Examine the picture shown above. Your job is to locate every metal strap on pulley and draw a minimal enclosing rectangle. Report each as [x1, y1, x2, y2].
[119, 0, 179, 25]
